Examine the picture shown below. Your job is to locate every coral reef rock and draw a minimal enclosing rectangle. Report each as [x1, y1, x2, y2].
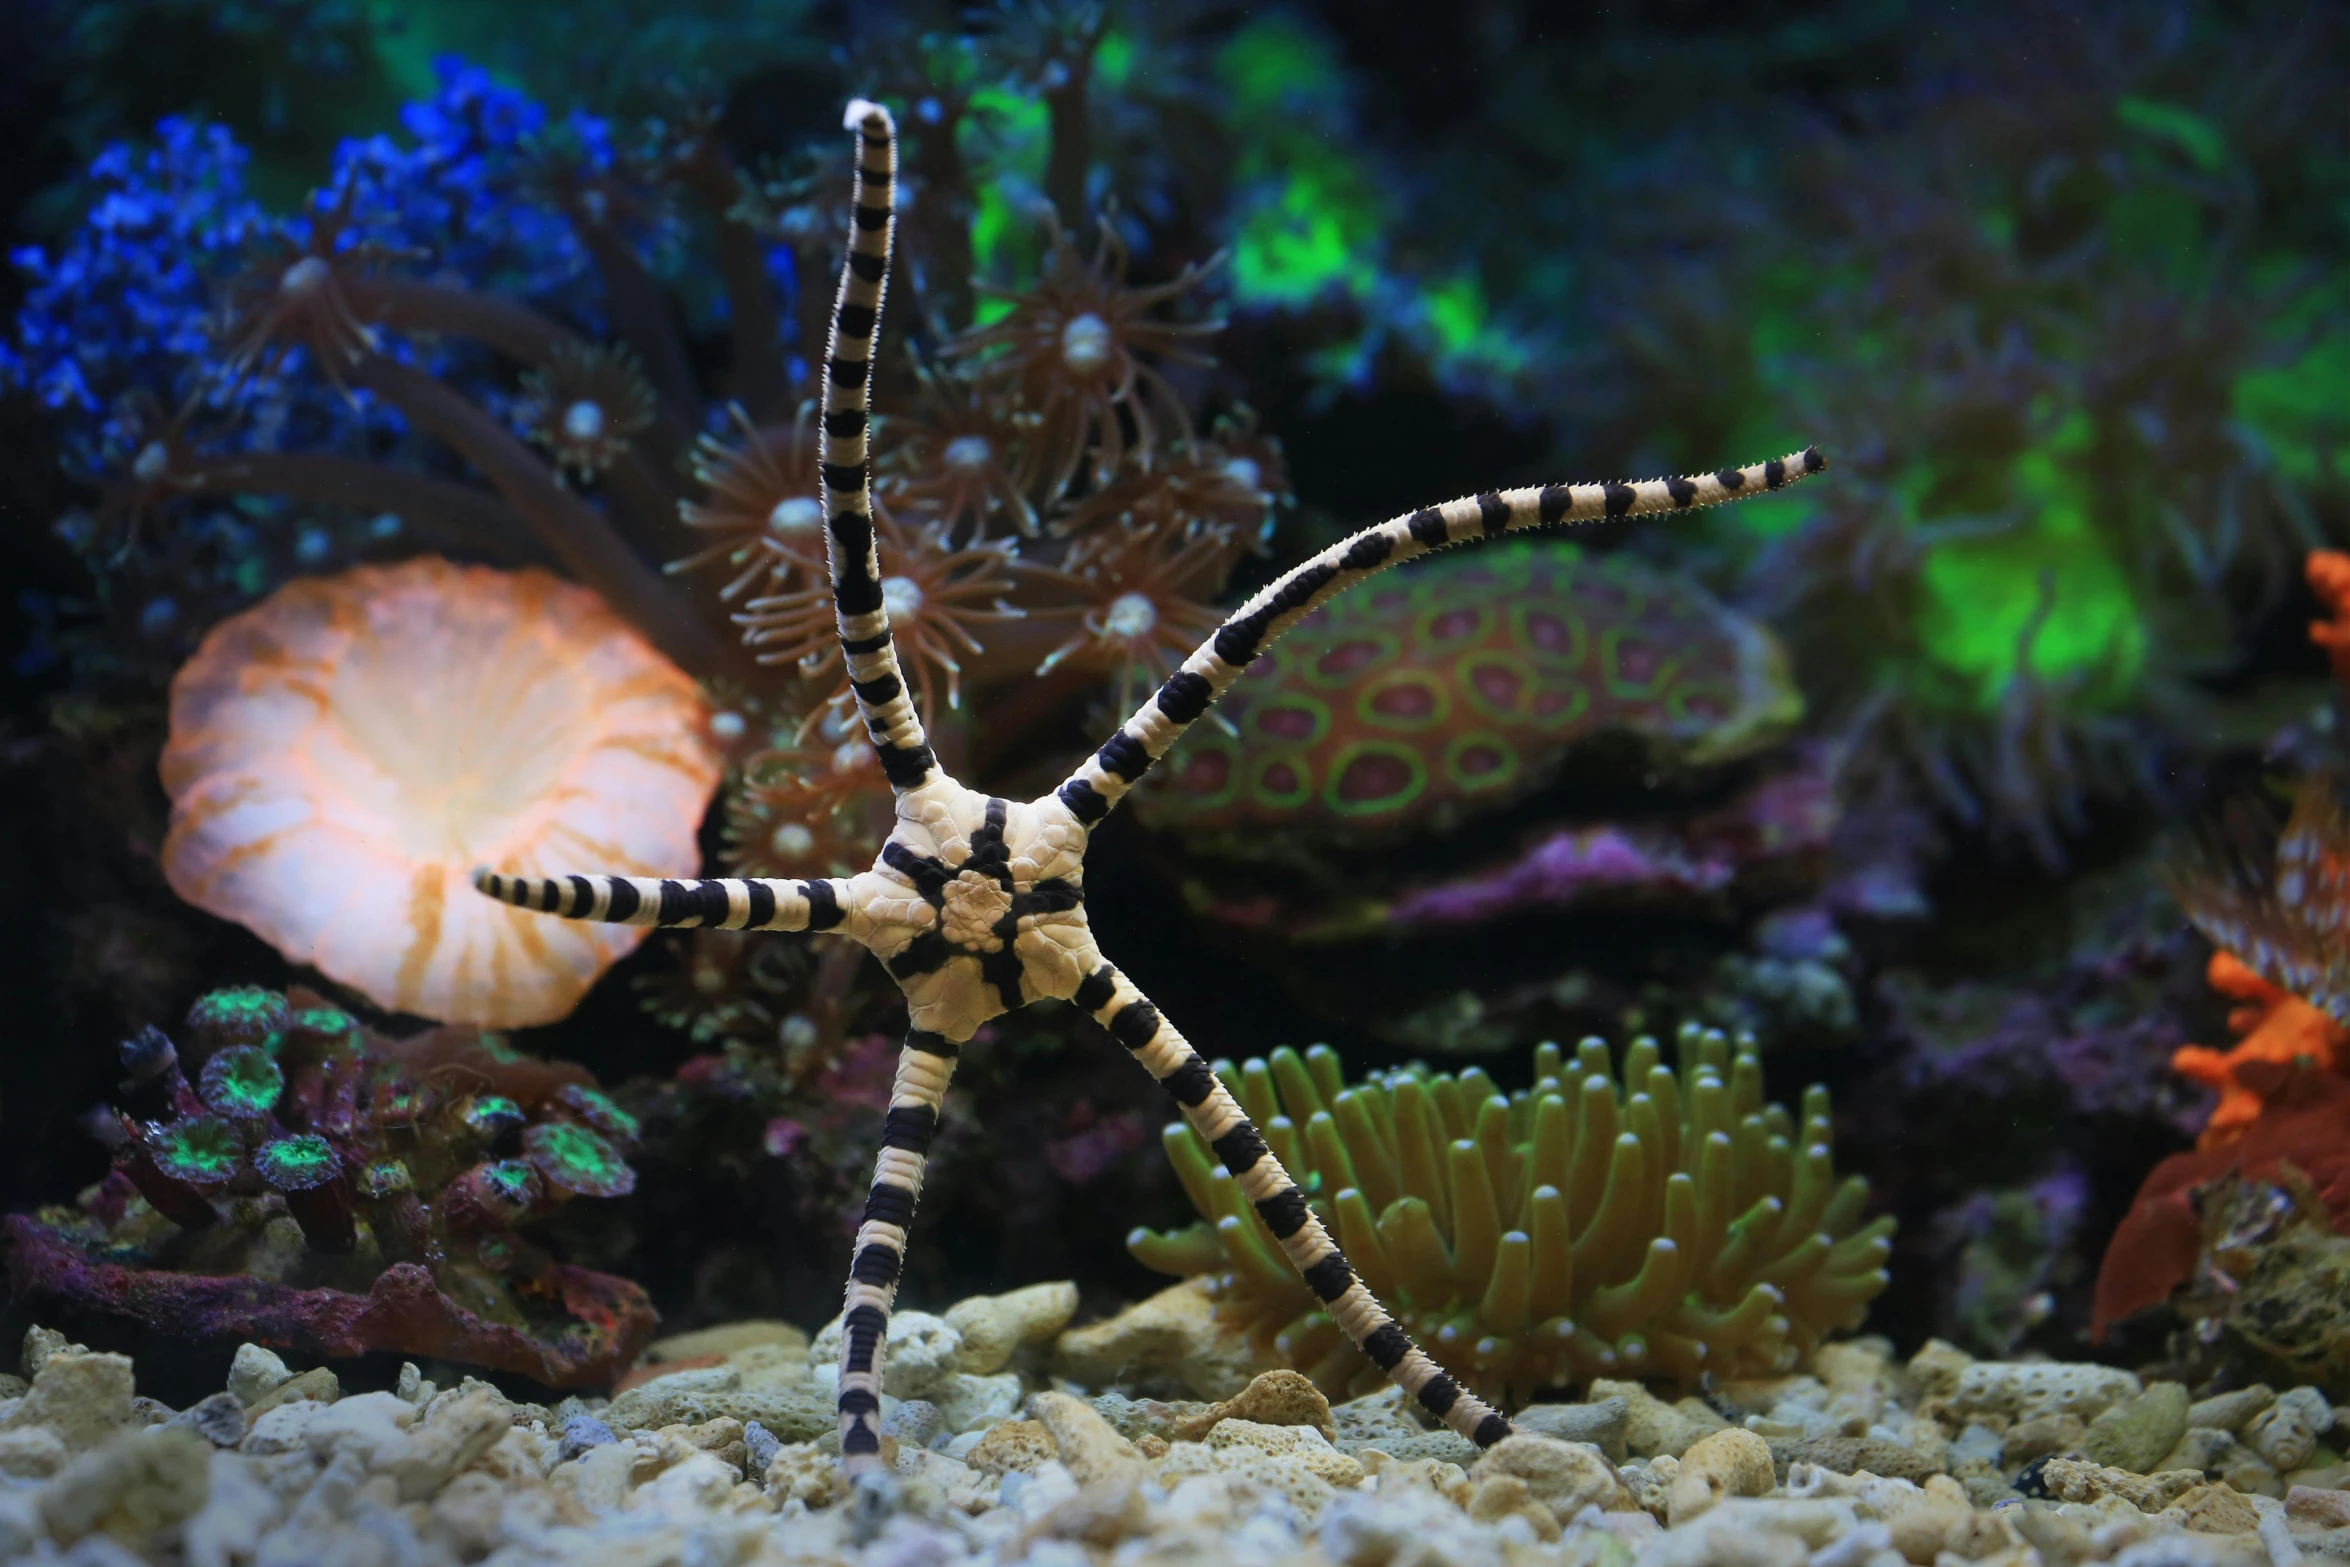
[3, 987, 653, 1387]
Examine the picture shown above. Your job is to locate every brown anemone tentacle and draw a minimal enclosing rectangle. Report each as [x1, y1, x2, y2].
[347, 276, 586, 366]
[569, 217, 701, 429]
[1051, 447, 1831, 828]
[347, 353, 725, 676]
[673, 147, 792, 422]
[191, 452, 544, 564]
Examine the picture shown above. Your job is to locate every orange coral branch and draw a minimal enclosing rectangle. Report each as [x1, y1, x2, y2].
[2172, 949, 2349, 1149]
[2309, 549, 2350, 686]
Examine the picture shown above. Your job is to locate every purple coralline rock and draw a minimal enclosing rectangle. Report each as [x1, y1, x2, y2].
[1384, 750, 1839, 933]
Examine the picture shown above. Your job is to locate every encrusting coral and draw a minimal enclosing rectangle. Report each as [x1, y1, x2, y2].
[472, 99, 1831, 1470]
[1129, 1028, 1892, 1405]
[1, 986, 653, 1387]
[1130, 539, 1803, 843]
[157, 557, 723, 1028]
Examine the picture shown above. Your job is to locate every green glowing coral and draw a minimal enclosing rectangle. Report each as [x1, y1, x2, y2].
[253, 1134, 340, 1192]
[523, 1120, 637, 1199]
[143, 1116, 243, 1187]
[185, 986, 289, 1054]
[197, 1045, 285, 1120]
[1130, 1028, 1892, 1404]
[552, 1083, 640, 1145]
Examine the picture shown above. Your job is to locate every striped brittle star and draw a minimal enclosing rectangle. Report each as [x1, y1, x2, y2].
[477, 97, 1827, 1473]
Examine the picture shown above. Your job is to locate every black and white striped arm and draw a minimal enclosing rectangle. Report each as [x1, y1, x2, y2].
[471, 869, 852, 932]
[835, 1028, 960, 1468]
[1053, 447, 1828, 826]
[820, 98, 937, 796]
[1068, 953, 1516, 1449]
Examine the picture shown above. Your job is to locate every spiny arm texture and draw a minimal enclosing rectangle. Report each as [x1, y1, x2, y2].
[474, 97, 1828, 1472]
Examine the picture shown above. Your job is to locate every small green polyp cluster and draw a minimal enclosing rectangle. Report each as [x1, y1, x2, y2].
[523, 1120, 636, 1199]
[552, 1084, 639, 1144]
[145, 1116, 242, 1186]
[254, 1134, 338, 1193]
[184, 985, 289, 1053]
[198, 1045, 285, 1119]
[457, 1094, 525, 1143]
[1130, 1029, 1894, 1405]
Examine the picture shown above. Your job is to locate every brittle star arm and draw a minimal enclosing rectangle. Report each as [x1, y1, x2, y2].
[470, 869, 855, 933]
[1065, 949, 1514, 1448]
[1052, 446, 1830, 825]
[818, 99, 941, 798]
[834, 1027, 960, 1465]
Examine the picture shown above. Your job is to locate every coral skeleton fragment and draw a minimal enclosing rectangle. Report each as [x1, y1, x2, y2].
[474, 98, 1828, 1472]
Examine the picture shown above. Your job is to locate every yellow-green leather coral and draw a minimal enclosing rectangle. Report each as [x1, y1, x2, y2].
[1130, 1027, 1892, 1404]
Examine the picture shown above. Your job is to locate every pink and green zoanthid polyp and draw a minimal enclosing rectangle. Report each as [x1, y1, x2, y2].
[1130, 1027, 1893, 1406]
[1129, 540, 1801, 842]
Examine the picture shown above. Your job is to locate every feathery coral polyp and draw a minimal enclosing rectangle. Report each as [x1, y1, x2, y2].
[159, 559, 720, 1026]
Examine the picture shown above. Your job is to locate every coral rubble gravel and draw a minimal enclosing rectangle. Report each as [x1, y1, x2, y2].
[0, 1306, 2343, 1565]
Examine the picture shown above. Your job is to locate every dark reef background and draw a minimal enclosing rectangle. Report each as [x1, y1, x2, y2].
[0, 0, 2343, 1403]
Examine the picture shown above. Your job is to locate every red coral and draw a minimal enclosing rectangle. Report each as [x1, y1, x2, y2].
[2091, 1068, 2350, 1337]
[2171, 951, 2349, 1150]
[2310, 549, 2350, 686]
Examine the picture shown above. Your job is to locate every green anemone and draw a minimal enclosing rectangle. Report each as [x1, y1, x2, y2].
[198, 1045, 285, 1119]
[523, 1120, 637, 1199]
[1131, 1027, 1893, 1406]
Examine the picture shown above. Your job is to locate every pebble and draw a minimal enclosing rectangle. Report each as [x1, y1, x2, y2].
[0, 1309, 2335, 1567]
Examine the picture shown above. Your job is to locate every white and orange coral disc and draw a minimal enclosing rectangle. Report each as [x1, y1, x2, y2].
[161, 559, 722, 1027]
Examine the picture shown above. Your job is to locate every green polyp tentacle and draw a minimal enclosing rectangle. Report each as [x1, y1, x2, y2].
[1527, 1093, 1573, 1208]
[1332, 1187, 1398, 1301]
[1128, 1223, 1224, 1276]
[1666, 1283, 1779, 1347]
[1565, 1074, 1620, 1235]
[1303, 1044, 1347, 1104]
[1706, 1195, 1785, 1297]
[1571, 1132, 1648, 1278]
[1470, 1096, 1516, 1218]
[1479, 1230, 1534, 1335]
[1389, 1078, 1450, 1236]
[1133, 1034, 1888, 1403]
[1304, 1110, 1359, 1202]
[1216, 1211, 1303, 1304]
[1268, 1046, 1329, 1123]
[1378, 1195, 1457, 1305]
[1447, 1138, 1501, 1292]
[1263, 1114, 1308, 1187]
[1237, 1058, 1281, 1129]
[1333, 1090, 1399, 1215]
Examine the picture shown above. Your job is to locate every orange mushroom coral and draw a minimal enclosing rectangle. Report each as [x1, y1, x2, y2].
[161, 559, 722, 1027]
[2171, 950, 2349, 1150]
